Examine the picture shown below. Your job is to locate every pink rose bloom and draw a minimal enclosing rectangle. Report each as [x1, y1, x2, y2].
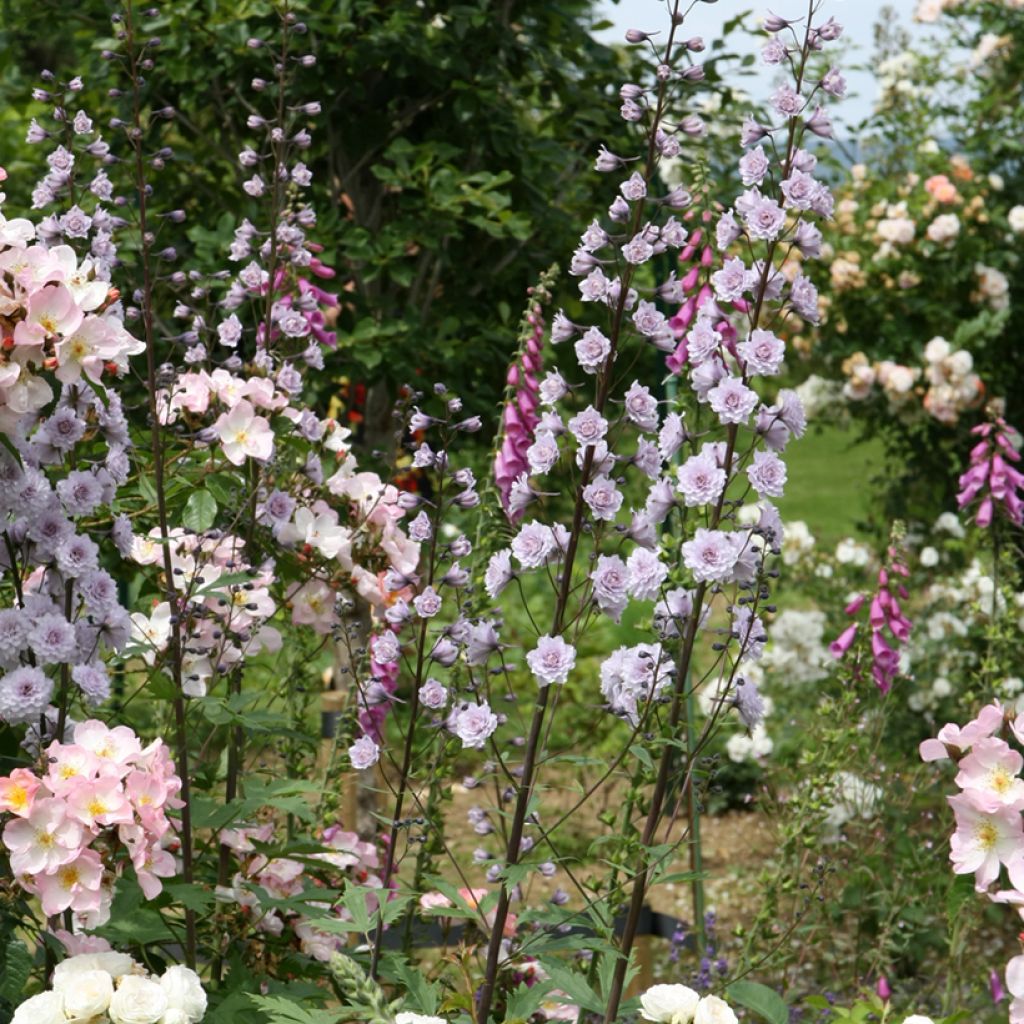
[288, 579, 338, 634]
[4, 797, 85, 874]
[214, 399, 274, 465]
[65, 777, 134, 829]
[0, 768, 41, 816]
[133, 839, 177, 898]
[920, 701, 1004, 762]
[14, 283, 84, 347]
[420, 891, 454, 912]
[74, 720, 143, 765]
[35, 848, 104, 916]
[947, 791, 1022, 888]
[1007, 954, 1024, 1024]
[955, 737, 1024, 812]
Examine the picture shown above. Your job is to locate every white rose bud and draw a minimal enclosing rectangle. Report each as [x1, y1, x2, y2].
[59, 970, 114, 1019]
[639, 984, 701, 1023]
[11, 992, 65, 1024]
[395, 1015, 448, 1024]
[694, 995, 739, 1024]
[160, 966, 208, 1023]
[109, 976, 169, 1024]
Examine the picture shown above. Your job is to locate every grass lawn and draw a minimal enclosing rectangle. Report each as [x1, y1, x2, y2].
[775, 423, 884, 546]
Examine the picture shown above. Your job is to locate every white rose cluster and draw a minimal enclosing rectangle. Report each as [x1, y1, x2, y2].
[640, 985, 739, 1024]
[13, 953, 207, 1024]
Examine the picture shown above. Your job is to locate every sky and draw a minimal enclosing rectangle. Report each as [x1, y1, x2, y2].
[593, 0, 922, 124]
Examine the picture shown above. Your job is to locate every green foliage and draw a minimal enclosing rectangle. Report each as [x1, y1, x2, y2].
[727, 980, 789, 1024]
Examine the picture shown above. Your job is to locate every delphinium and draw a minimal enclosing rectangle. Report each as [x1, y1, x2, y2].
[351, 1, 846, 1021]
[0, 0, 419, 987]
[95, 0, 424, 978]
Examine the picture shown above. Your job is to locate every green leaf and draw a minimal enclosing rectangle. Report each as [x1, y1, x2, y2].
[247, 995, 338, 1024]
[382, 955, 439, 1014]
[727, 980, 789, 1024]
[538, 964, 603, 1013]
[0, 938, 33, 1003]
[183, 489, 218, 533]
[161, 880, 217, 914]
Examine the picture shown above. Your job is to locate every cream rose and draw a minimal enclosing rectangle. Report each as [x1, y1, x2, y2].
[694, 995, 739, 1024]
[159, 966, 207, 1023]
[1009, 205, 1024, 234]
[53, 951, 137, 983]
[109, 976, 169, 1024]
[926, 213, 959, 244]
[57, 969, 114, 1019]
[639, 984, 701, 1023]
[11, 992, 65, 1024]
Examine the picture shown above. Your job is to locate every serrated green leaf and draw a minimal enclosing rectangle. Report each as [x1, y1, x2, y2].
[247, 994, 338, 1024]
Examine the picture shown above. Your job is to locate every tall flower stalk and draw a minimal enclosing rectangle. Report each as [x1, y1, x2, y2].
[119, 0, 198, 968]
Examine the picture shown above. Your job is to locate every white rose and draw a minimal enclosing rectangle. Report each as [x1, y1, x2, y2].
[109, 976, 169, 1024]
[902, 1017, 935, 1024]
[694, 995, 739, 1024]
[11, 992, 65, 1024]
[160, 966, 207, 1023]
[59, 970, 114, 1019]
[926, 214, 959, 244]
[160, 1011, 191, 1024]
[639, 983, 700, 1023]
[920, 546, 939, 567]
[947, 350, 973, 377]
[923, 336, 950, 363]
[1009, 205, 1024, 234]
[54, 951, 137, 983]
[395, 1015, 447, 1024]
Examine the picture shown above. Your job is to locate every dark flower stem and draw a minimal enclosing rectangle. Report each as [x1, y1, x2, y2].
[122, 0, 197, 969]
[474, 8, 683, 1018]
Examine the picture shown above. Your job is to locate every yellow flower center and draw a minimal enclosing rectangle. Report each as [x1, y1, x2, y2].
[977, 821, 1000, 850]
[58, 866, 80, 889]
[990, 768, 1014, 794]
[6, 785, 28, 811]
